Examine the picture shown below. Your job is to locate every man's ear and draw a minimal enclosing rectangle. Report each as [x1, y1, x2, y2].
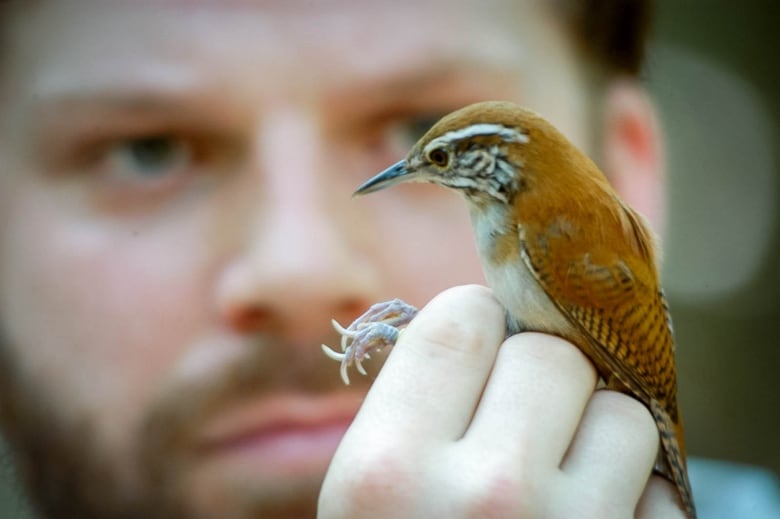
[602, 79, 666, 234]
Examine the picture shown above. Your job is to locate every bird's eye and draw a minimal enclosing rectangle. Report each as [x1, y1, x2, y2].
[427, 147, 449, 168]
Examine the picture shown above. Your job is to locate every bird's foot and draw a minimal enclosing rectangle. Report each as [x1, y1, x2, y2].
[321, 299, 418, 385]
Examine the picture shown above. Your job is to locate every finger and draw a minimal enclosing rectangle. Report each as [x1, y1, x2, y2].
[561, 390, 659, 510]
[463, 333, 598, 465]
[347, 285, 506, 445]
[636, 475, 688, 519]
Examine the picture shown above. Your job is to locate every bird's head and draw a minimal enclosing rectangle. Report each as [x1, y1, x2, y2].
[354, 101, 556, 205]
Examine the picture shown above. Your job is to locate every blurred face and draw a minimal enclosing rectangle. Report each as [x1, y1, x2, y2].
[0, 1, 591, 517]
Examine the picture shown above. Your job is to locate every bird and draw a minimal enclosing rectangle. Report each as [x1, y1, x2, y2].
[321, 100, 696, 518]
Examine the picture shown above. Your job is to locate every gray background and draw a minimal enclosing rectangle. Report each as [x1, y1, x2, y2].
[649, 0, 779, 475]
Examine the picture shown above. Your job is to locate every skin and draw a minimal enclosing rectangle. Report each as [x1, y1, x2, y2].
[0, 0, 682, 517]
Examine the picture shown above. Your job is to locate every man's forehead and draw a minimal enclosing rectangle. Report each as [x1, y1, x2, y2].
[86, 0, 542, 9]
[4, 0, 563, 92]
[6, 0, 556, 55]
[7, 0, 549, 22]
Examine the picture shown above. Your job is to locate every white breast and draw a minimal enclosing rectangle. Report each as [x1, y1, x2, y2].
[471, 206, 575, 336]
[483, 255, 574, 336]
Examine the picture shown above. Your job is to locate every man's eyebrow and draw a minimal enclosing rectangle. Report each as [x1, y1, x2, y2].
[347, 61, 518, 98]
[33, 86, 213, 115]
[26, 80, 247, 136]
[326, 61, 522, 123]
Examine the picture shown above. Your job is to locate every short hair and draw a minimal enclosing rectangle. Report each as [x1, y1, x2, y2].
[553, 0, 654, 76]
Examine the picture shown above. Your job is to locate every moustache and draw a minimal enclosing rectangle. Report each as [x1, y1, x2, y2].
[136, 329, 379, 478]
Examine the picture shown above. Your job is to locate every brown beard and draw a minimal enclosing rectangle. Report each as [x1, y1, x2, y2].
[0, 341, 148, 518]
[0, 329, 374, 518]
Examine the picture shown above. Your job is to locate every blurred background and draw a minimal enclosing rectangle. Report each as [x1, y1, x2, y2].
[648, 0, 779, 475]
[0, 0, 778, 516]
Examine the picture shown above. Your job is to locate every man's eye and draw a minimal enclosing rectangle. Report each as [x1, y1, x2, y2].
[104, 135, 193, 181]
[377, 113, 445, 158]
[396, 114, 442, 145]
[401, 114, 441, 142]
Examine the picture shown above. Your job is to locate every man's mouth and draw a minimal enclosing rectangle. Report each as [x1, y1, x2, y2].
[194, 391, 364, 475]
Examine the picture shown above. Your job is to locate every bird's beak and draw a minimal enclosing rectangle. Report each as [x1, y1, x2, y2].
[353, 160, 415, 196]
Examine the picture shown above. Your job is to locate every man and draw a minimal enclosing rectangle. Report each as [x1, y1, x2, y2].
[0, 0, 702, 517]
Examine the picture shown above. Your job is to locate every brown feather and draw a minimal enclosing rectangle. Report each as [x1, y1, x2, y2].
[352, 101, 697, 518]
[440, 102, 696, 516]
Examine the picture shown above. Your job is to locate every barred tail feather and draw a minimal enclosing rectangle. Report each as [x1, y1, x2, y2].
[650, 399, 697, 518]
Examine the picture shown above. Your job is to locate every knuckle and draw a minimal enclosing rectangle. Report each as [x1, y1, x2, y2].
[413, 316, 483, 356]
[591, 390, 659, 454]
[503, 332, 597, 386]
[457, 462, 543, 519]
[331, 445, 414, 513]
[512, 332, 590, 368]
[552, 484, 633, 519]
[573, 495, 631, 519]
[409, 285, 504, 356]
[637, 476, 688, 519]
[442, 283, 497, 303]
[594, 390, 656, 432]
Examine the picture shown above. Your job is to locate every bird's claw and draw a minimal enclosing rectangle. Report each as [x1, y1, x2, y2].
[321, 299, 418, 385]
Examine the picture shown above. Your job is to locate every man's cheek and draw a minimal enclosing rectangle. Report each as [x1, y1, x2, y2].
[371, 194, 483, 302]
[1, 201, 209, 434]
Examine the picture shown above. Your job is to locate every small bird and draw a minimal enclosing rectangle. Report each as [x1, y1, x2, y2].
[322, 101, 695, 518]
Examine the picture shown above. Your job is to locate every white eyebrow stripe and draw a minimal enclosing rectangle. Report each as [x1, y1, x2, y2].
[426, 123, 529, 151]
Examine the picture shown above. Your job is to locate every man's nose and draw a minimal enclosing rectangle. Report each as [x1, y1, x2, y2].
[215, 106, 379, 341]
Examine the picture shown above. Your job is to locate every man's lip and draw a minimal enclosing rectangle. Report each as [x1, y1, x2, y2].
[195, 391, 364, 456]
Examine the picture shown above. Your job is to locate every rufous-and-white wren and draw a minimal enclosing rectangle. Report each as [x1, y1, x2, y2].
[322, 101, 695, 518]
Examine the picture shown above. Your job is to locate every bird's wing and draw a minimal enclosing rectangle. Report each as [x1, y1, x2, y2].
[517, 220, 678, 419]
[517, 213, 697, 515]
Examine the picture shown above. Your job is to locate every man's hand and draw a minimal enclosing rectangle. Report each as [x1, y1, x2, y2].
[318, 285, 685, 518]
